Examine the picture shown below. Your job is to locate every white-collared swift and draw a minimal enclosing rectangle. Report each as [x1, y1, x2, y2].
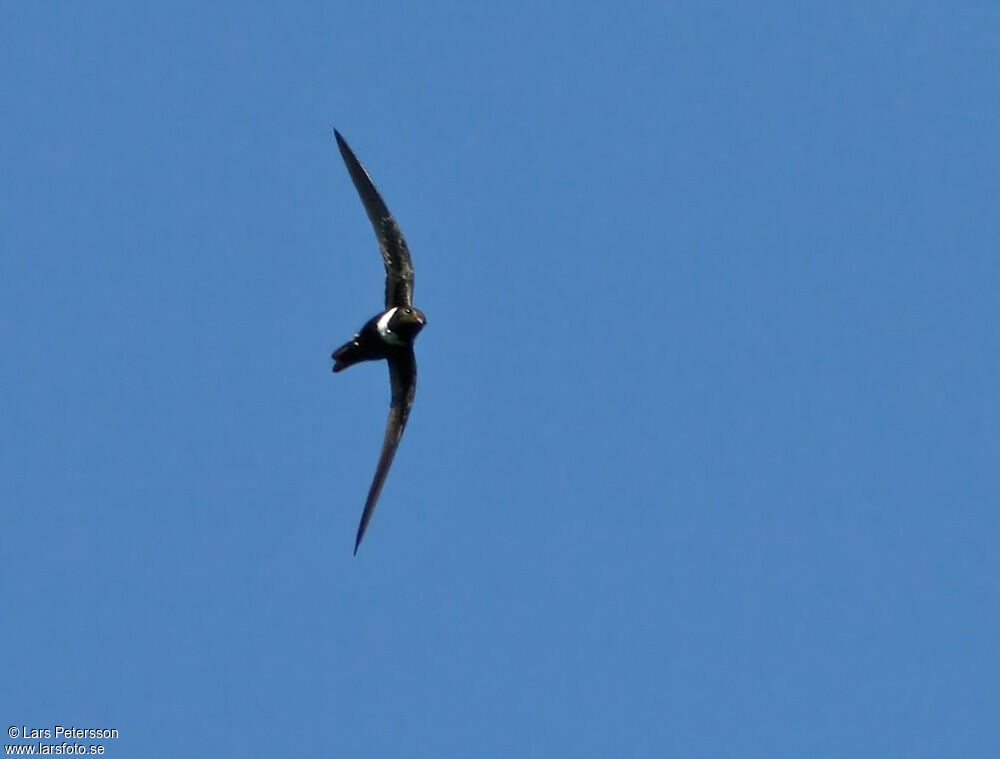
[331, 130, 427, 554]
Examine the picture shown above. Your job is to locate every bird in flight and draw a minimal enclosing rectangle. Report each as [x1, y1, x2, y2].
[331, 130, 427, 554]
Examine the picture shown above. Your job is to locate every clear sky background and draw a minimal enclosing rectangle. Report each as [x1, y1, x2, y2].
[1, 2, 997, 757]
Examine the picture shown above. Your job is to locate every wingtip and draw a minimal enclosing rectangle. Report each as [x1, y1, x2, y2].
[353, 531, 363, 555]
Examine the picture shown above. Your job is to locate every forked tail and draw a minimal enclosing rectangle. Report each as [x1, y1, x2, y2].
[332, 338, 378, 373]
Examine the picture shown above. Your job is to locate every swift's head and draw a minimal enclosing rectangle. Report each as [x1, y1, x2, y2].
[379, 306, 426, 344]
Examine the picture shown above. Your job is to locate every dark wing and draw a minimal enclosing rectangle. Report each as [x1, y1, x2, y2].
[334, 130, 414, 308]
[354, 347, 417, 554]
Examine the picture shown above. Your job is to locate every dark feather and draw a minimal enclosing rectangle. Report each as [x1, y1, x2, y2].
[354, 347, 417, 553]
[334, 130, 415, 308]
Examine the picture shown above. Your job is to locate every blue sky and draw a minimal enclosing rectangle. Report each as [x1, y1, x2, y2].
[1, 2, 997, 756]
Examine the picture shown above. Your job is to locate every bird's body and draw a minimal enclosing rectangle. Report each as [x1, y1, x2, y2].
[331, 130, 426, 554]
[332, 306, 426, 373]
